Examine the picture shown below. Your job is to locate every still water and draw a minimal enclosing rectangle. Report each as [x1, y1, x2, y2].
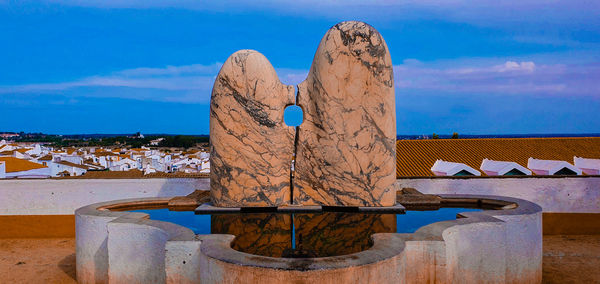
[132, 207, 481, 258]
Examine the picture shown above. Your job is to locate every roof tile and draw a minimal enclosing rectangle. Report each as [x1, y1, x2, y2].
[396, 137, 600, 177]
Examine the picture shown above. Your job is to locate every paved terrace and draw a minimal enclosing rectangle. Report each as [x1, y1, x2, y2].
[1, 235, 599, 283]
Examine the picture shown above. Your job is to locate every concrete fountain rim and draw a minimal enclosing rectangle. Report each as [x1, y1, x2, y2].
[75, 194, 541, 271]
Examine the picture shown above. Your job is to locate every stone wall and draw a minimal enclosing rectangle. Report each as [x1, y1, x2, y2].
[1, 176, 598, 215]
[0, 178, 204, 215]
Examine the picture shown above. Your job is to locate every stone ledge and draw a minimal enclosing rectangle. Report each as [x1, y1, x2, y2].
[357, 204, 405, 213]
[195, 203, 241, 214]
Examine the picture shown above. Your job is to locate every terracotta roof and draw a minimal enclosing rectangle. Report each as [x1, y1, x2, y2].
[144, 172, 209, 178]
[38, 154, 53, 161]
[119, 154, 132, 160]
[396, 137, 600, 177]
[66, 170, 145, 179]
[56, 170, 209, 179]
[0, 157, 48, 173]
[0, 150, 14, 156]
[16, 148, 30, 154]
[94, 151, 118, 157]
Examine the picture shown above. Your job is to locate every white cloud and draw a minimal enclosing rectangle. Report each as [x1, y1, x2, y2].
[0, 63, 222, 103]
[276, 68, 308, 85]
[2, 57, 598, 103]
[495, 61, 535, 73]
[0, 62, 313, 103]
[116, 63, 222, 77]
[394, 59, 599, 96]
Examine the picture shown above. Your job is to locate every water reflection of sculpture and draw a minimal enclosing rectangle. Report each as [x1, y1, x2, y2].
[211, 213, 396, 258]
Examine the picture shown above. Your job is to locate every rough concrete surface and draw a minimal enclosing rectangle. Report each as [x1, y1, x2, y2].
[1, 236, 597, 283]
[0, 238, 76, 284]
[398, 177, 600, 213]
[1, 177, 595, 216]
[542, 235, 600, 283]
[0, 178, 204, 215]
[72, 194, 542, 283]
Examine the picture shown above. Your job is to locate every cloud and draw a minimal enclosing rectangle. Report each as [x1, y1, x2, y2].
[115, 63, 222, 77]
[394, 59, 600, 97]
[0, 62, 310, 103]
[494, 61, 535, 73]
[0, 63, 222, 103]
[276, 68, 308, 85]
[2, 57, 598, 103]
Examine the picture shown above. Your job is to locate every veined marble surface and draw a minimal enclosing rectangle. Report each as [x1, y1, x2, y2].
[294, 21, 397, 206]
[209, 50, 295, 207]
[210, 22, 397, 207]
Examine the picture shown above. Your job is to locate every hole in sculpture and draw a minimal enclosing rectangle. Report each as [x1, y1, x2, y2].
[284, 105, 303, 127]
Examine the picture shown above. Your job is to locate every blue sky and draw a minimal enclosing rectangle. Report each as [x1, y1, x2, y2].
[1, 1, 599, 135]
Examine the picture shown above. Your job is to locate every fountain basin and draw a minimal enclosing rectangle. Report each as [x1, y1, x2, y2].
[75, 194, 542, 283]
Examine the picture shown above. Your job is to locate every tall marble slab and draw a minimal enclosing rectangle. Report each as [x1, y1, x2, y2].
[294, 21, 397, 206]
[210, 50, 295, 207]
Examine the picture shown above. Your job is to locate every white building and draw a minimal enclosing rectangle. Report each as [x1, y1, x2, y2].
[0, 161, 5, 178]
[143, 164, 157, 175]
[0, 157, 50, 178]
[431, 160, 481, 176]
[480, 158, 532, 176]
[109, 158, 139, 171]
[54, 161, 89, 177]
[25, 144, 43, 156]
[574, 156, 600, 175]
[199, 160, 210, 173]
[0, 150, 26, 159]
[56, 155, 84, 165]
[527, 158, 582, 176]
[150, 138, 165, 146]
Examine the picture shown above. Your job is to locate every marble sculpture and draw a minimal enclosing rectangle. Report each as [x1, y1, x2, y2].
[210, 21, 396, 207]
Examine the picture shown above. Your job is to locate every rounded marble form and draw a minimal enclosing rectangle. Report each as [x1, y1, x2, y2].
[294, 21, 397, 206]
[210, 50, 295, 207]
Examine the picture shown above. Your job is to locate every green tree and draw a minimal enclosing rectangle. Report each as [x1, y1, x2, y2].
[159, 135, 196, 148]
[432, 133, 439, 139]
[451, 132, 459, 139]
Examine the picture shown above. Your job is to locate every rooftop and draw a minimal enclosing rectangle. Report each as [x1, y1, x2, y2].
[0, 157, 48, 173]
[56, 161, 90, 170]
[396, 137, 600, 177]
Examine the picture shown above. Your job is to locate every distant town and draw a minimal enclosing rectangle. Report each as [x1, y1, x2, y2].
[2, 131, 600, 179]
[0, 132, 210, 178]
